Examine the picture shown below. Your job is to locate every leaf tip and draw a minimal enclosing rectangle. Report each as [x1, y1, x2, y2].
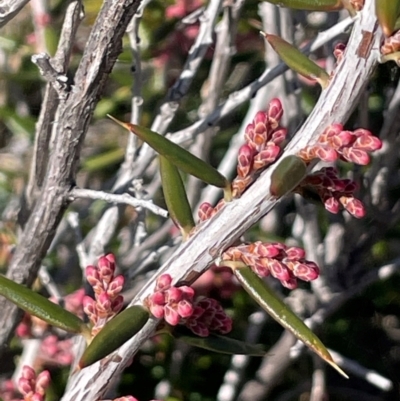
[327, 359, 349, 379]
[107, 114, 131, 131]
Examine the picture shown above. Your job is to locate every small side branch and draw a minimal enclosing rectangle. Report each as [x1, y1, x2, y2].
[70, 188, 168, 218]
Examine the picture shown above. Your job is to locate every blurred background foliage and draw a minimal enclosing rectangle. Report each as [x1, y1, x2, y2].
[1, 0, 400, 400]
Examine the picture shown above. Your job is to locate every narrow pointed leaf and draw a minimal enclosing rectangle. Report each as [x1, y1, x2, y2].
[264, 0, 342, 11]
[159, 156, 195, 239]
[376, 0, 400, 37]
[270, 155, 307, 197]
[171, 327, 265, 356]
[108, 115, 232, 201]
[263, 33, 330, 89]
[79, 306, 149, 369]
[0, 275, 90, 338]
[233, 267, 348, 378]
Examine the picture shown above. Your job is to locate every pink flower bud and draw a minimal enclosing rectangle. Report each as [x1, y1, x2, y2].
[285, 247, 306, 260]
[267, 260, 291, 281]
[254, 242, 280, 258]
[341, 147, 370, 165]
[108, 275, 125, 296]
[177, 300, 194, 318]
[149, 304, 165, 319]
[267, 98, 283, 128]
[198, 202, 214, 222]
[98, 254, 116, 282]
[85, 266, 100, 287]
[35, 371, 51, 394]
[164, 305, 180, 326]
[237, 144, 256, 177]
[271, 127, 287, 145]
[354, 133, 382, 151]
[166, 287, 182, 303]
[281, 277, 298, 289]
[253, 110, 268, 125]
[18, 378, 33, 396]
[22, 365, 36, 380]
[341, 197, 366, 218]
[180, 286, 195, 301]
[83, 296, 95, 314]
[97, 291, 112, 313]
[314, 146, 338, 162]
[156, 274, 172, 291]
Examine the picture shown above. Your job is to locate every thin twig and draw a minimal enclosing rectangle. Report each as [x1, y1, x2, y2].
[70, 187, 168, 217]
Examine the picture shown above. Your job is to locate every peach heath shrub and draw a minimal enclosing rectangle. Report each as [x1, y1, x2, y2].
[145, 274, 232, 337]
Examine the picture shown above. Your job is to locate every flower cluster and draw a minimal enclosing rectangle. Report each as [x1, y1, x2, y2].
[298, 124, 382, 165]
[17, 366, 50, 401]
[198, 99, 287, 222]
[233, 98, 287, 197]
[297, 167, 365, 218]
[221, 242, 319, 289]
[145, 274, 232, 337]
[83, 254, 124, 336]
[184, 297, 232, 337]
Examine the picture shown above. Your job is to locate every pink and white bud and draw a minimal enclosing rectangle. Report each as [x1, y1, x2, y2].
[164, 304, 180, 326]
[35, 371, 51, 394]
[267, 98, 283, 128]
[285, 247, 306, 260]
[156, 274, 173, 291]
[108, 275, 125, 297]
[177, 300, 194, 318]
[270, 127, 287, 145]
[267, 259, 291, 281]
[98, 254, 116, 283]
[198, 202, 214, 222]
[237, 144, 256, 177]
[85, 266, 100, 287]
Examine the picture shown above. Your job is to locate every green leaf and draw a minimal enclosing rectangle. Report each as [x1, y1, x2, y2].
[159, 156, 195, 239]
[263, 33, 330, 89]
[376, 0, 400, 37]
[270, 155, 307, 197]
[0, 275, 90, 338]
[233, 267, 348, 378]
[171, 327, 265, 356]
[108, 115, 232, 201]
[264, 0, 342, 11]
[78, 306, 149, 369]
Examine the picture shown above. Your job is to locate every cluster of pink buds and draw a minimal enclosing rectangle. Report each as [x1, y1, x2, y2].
[299, 124, 382, 165]
[145, 274, 232, 337]
[297, 167, 365, 218]
[221, 241, 319, 289]
[83, 254, 124, 336]
[198, 99, 287, 223]
[184, 297, 232, 337]
[17, 366, 50, 401]
[233, 98, 287, 197]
